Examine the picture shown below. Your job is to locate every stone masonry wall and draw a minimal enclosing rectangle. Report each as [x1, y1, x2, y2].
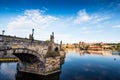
[45, 56, 60, 73]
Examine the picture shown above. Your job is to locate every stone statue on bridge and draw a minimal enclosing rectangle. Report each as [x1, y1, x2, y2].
[48, 32, 55, 51]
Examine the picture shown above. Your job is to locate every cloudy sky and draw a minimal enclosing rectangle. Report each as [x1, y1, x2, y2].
[0, 0, 120, 43]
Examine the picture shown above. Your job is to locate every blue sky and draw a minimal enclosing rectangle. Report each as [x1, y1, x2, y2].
[0, 0, 120, 43]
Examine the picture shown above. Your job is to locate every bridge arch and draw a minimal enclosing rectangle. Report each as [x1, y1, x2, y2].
[13, 48, 44, 63]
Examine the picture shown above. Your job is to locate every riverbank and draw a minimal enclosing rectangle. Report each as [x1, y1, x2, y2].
[0, 58, 19, 62]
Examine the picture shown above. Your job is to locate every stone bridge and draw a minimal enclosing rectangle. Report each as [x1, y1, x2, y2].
[0, 47, 65, 75]
[0, 32, 66, 75]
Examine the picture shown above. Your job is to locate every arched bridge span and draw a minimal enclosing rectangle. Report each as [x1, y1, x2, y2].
[0, 48, 45, 63]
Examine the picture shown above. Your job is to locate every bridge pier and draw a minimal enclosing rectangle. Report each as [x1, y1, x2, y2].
[12, 47, 66, 75]
[16, 56, 62, 75]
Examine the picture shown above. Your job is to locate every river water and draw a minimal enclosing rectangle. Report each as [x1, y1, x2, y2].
[0, 50, 120, 80]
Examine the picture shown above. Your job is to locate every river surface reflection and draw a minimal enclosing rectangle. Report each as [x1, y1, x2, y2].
[0, 50, 120, 80]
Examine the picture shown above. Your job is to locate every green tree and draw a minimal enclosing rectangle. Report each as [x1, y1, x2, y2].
[117, 43, 120, 51]
[66, 43, 69, 48]
[29, 34, 33, 40]
[45, 40, 50, 44]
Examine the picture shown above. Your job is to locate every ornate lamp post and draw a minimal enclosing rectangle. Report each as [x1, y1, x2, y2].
[2, 30, 5, 35]
[2, 30, 5, 42]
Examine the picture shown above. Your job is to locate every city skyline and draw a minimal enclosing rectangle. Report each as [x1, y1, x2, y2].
[0, 0, 120, 43]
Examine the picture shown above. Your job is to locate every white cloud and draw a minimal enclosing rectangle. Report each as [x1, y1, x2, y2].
[91, 15, 110, 24]
[80, 30, 103, 34]
[74, 9, 91, 24]
[55, 34, 73, 42]
[42, 7, 48, 11]
[6, 10, 75, 43]
[80, 27, 89, 30]
[73, 9, 109, 25]
[6, 10, 58, 39]
[112, 25, 120, 28]
[95, 30, 104, 33]
[4, 9, 113, 43]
